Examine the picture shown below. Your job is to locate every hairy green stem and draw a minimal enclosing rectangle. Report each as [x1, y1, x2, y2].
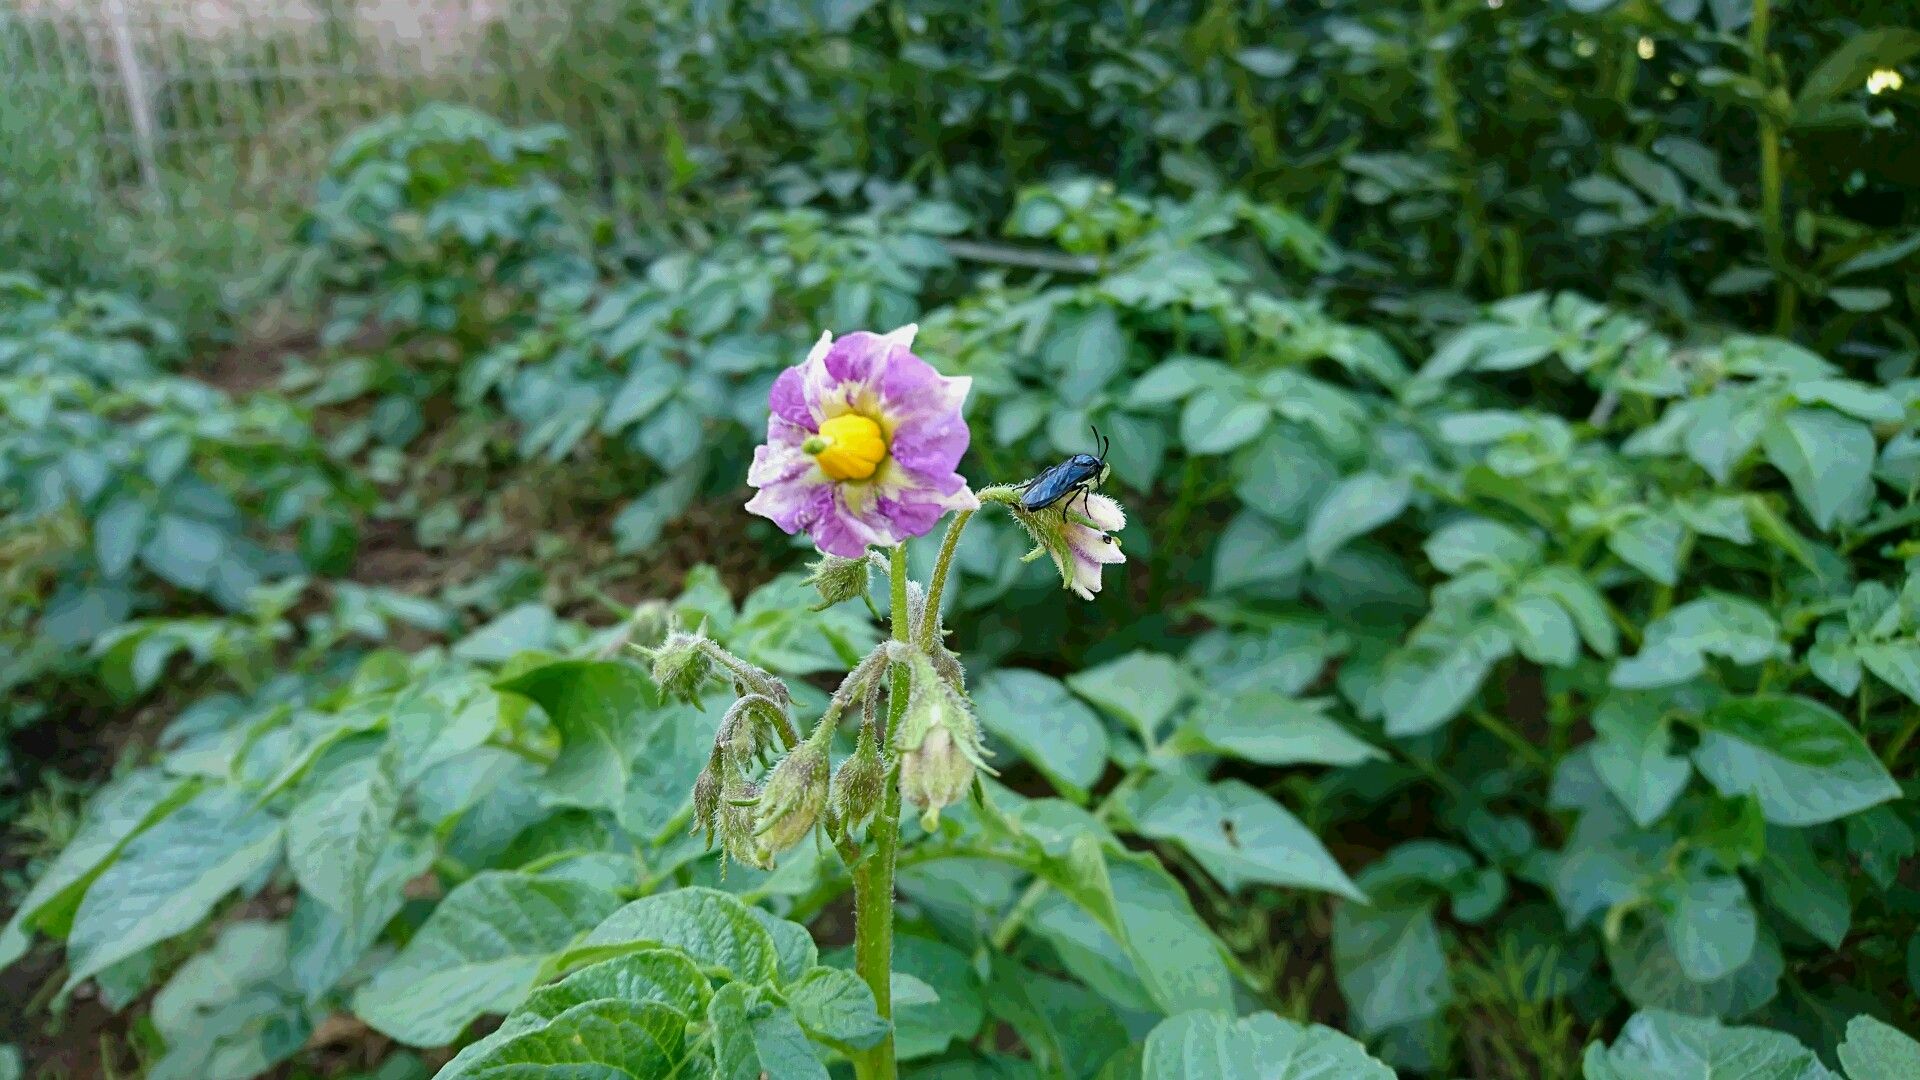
[851, 546, 913, 1080]
[694, 640, 797, 746]
[919, 510, 975, 650]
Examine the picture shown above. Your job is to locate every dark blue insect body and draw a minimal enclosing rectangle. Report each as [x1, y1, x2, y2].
[1019, 429, 1110, 519]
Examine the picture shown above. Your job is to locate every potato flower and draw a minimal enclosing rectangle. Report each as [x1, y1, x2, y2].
[1057, 493, 1128, 600]
[746, 325, 978, 557]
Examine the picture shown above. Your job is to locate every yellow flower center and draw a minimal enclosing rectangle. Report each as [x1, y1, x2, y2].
[804, 414, 887, 481]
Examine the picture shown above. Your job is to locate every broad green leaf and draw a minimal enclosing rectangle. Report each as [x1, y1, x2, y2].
[1378, 623, 1512, 736]
[1305, 472, 1411, 566]
[1027, 893, 1156, 1015]
[353, 872, 621, 1046]
[1066, 651, 1184, 744]
[1525, 566, 1618, 657]
[0, 770, 193, 964]
[66, 788, 284, 988]
[1757, 827, 1850, 950]
[140, 513, 228, 591]
[1503, 592, 1580, 666]
[286, 762, 397, 923]
[1692, 696, 1899, 826]
[1847, 806, 1916, 891]
[1126, 775, 1362, 900]
[1181, 390, 1271, 455]
[747, 905, 817, 985]
[1794, 379, 1905, 424]
[1591, 696, 1691, 827]
[1142, 1010, 1394, 1079]
[1611, 595, 1784, 689]
[440, 1000, 694, 1078]
[709, 982, 827, 1080]
[786, 966, 887, 1051]
[289, 833, 434, 1001]
[1235, 429, 1340, 526]
[974, 670, 1110, 801]
[436, 951, 710, 1079]
[1608, 918, 1783, 1019]
[574, 887, 779, 985]
[146, 921, 309, 1080]
[1838, 1015, 1920, 1080]
[1185, 692, 1384, 767]
[986, 959, 1130, 1079]
[1043, 305, 1129, 408]
[1211, 511, 1307, 595]
[455, 604, 561, 662]
[1856, 642, 1920, 706]
[1036, 833, 1236, 1019]
[1810, 624, 1864, 697]
[1761, 409, 1875, 532]
[497, 660, 655, 819]
[93, 496, 149, 578]
[1680, 391, 1768, 484]
[1127, 356, 1230, 408]
[1663, 873, 1757, 982]
[1609, 512, 1686, 586]
[1583, 1009, 1837, 1080]
[1333, 897, 1450, 1035]
[1423, 518, 1539, 575]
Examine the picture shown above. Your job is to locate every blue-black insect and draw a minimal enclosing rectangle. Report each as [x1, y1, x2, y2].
[1018, 428, 1110, 520]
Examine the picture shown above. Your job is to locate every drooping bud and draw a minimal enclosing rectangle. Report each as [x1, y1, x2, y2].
[715, 694, 784, 769]
[718, 778, 772, 870]
[895, 653, 993, 830]
[754, 738, 830, 855]
[831, 720, 886, 833]
[647, 630, 714, 706]
[899, 727, 974, 831]
[805, 554, 871, 611]
[690, 751, 723, 846]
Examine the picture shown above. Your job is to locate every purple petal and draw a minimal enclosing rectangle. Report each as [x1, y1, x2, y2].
[744, 469, 826, 533]
[768, 366, 815, 430]
[810, 489, 891, 557]
[877, 353, 971, 478]
[824, 325, 916, 385]
[745, 428, 815, 489]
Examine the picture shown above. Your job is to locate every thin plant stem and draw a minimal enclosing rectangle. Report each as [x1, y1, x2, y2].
[1749, 0, 1796, 335]
[919, 509, 974, 650]
[851, 546, 913, 1080]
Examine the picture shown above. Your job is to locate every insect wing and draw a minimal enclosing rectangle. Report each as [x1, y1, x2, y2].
[1020, 460, 1090, 510]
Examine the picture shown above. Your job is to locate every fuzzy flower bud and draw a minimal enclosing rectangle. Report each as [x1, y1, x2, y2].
[690, 752, 723, 846]
[899, 727, 974, 831]
[625, 600, 674, 649]
[805, 554, 872, 611]
[831, 720, 886, 833]
[895, 654, 994, 830]
[715, 693, 784, 770]
[718, 778, 772, 870]
[647, 630, 714, 706]
[754, 738, 830, 855]
[1007, 491, 1128, 601]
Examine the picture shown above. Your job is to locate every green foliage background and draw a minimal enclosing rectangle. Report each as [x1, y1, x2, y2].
[3, 1, 1920, 1077]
